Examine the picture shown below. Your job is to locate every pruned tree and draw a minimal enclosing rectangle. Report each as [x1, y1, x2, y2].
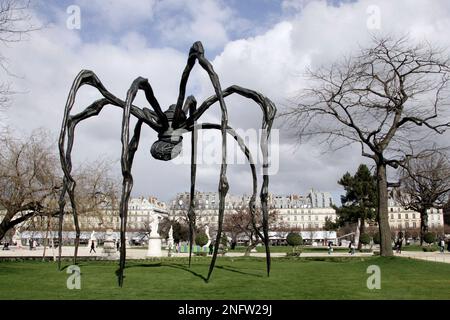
[0, 129, 119, 242]
[395, 150, 450, 244]
[223, 208, 278, 256]
[284, 36, 450, 256]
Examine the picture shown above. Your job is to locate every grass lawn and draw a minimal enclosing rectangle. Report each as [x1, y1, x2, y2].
[0, 256, 449, 299]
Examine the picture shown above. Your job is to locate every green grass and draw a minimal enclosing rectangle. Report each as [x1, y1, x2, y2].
[0, 256, 449, 299]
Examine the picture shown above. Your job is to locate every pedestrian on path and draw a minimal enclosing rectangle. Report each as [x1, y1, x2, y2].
[328, 241, 333, 255]
[439, 238, 445, 253]
[90, 241, 96, 253]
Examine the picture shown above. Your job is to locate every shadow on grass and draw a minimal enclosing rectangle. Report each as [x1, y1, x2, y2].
[216, 265, 263, 278]
[121, 262, 265, 282]
[122, 262, 208, 282]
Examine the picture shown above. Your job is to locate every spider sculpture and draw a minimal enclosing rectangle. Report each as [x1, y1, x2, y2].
[57, 41, 276, 286]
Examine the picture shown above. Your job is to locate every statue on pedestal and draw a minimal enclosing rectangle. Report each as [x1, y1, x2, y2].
[167, 225, 174, 257]
[147, 214, 162, 257]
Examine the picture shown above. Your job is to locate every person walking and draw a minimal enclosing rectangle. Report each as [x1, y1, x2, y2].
[90, 241, 96, 254]
[328, 241, 333, 255]
[439, 238, 445, 253]
[349, 241, 355, 255]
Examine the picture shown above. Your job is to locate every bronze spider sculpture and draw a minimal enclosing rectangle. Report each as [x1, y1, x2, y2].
[57, 41, 276, 286]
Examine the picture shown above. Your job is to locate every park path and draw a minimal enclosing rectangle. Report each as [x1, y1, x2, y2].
[1, 246, 449, 264]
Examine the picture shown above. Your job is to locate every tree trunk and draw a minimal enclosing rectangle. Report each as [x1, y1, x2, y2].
[0, 215, 12, 242]
[357, 220, 366, 250]
[376, 162, 393, 256]
[420, 209, 428, 246]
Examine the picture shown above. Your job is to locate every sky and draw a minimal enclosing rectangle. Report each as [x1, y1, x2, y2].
[2, 0, 450, 204]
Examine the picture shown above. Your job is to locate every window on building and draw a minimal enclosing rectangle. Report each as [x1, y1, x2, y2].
[398, 214, 401, 219]
[390, 214, 394, 219]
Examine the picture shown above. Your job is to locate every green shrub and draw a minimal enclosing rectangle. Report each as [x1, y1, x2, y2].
[359, 248, 373, 253]
[359, 233, 371, 245]
[423, 232, 436, 245]
[195, 233, 209, 247]
[422, 246, 438, 252]
[373, 232, 380, 245]
[286, 232, 303, 247]
[286, 251, 301, 257]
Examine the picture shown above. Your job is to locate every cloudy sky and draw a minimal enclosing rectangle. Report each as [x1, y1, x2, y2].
[2, 0, 450, 203]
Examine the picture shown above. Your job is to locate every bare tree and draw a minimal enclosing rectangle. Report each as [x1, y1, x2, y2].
[284, 36, 450, 256]
[0, 0, 37, 113]
[395, 150, 450, 244]
[0, 129, 119, 241]
[223, 208, 278, 256]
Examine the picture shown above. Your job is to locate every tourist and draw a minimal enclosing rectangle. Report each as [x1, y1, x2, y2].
[349, 241, 355, 255]
[439, 238, 445, 253]
[447, 240, 450, 252]
[328, 241, 333, 255]
[396, 238, 402, 254]
[116, 240, 120, 252]
[90, 241, 96, 254]
[209, 242, 214, 255]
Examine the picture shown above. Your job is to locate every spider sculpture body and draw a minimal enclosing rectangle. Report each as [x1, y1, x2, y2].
[58, 41, 276, 286]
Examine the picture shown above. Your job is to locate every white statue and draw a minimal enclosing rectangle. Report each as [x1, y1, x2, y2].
[204, 225, 211, 248]
[149, 215, 160, 237]
[168, 226, 174, 240]
[89, 230, 97, 248]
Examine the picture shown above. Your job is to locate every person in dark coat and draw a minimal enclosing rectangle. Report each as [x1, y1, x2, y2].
[90, 241, 96, 253]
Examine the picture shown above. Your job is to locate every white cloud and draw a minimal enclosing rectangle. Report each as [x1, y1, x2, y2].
[75, 0, 157, 31]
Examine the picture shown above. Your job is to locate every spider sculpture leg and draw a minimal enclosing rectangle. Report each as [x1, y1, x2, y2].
[58, 70, 161, 274]
[196, 124, 263, 241]
[187, 97, 197, 268]
[183, 85, 277, 278]
[172, 42, 230, 281]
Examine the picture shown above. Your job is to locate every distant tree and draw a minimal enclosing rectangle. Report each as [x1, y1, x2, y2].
[359, 233, 371, 246]
[396, 151, 450, 244]
[423, 232, 436, 245]
[323, 216, 338, 231]
[195, 232, 208, 247]
[286, 232, 303, 253]
[172, 220, 190, 244]
[223, 208, 278, 256]
[0, 129, 119, 241]
[0, 0, 38, 112]
[335, 164, 377, 249]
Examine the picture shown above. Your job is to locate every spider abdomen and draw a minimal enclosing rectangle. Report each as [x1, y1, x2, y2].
[150, 138, 183, 161]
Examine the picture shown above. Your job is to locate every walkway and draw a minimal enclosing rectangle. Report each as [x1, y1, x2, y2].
[2, 246, 449, 263]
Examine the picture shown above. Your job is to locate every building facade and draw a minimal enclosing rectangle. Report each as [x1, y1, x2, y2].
[168, 189, 338, 230]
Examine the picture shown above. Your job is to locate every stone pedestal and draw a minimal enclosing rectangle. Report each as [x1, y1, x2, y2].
[147, 236, 162, 257]
[102, 230, 118, 260]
